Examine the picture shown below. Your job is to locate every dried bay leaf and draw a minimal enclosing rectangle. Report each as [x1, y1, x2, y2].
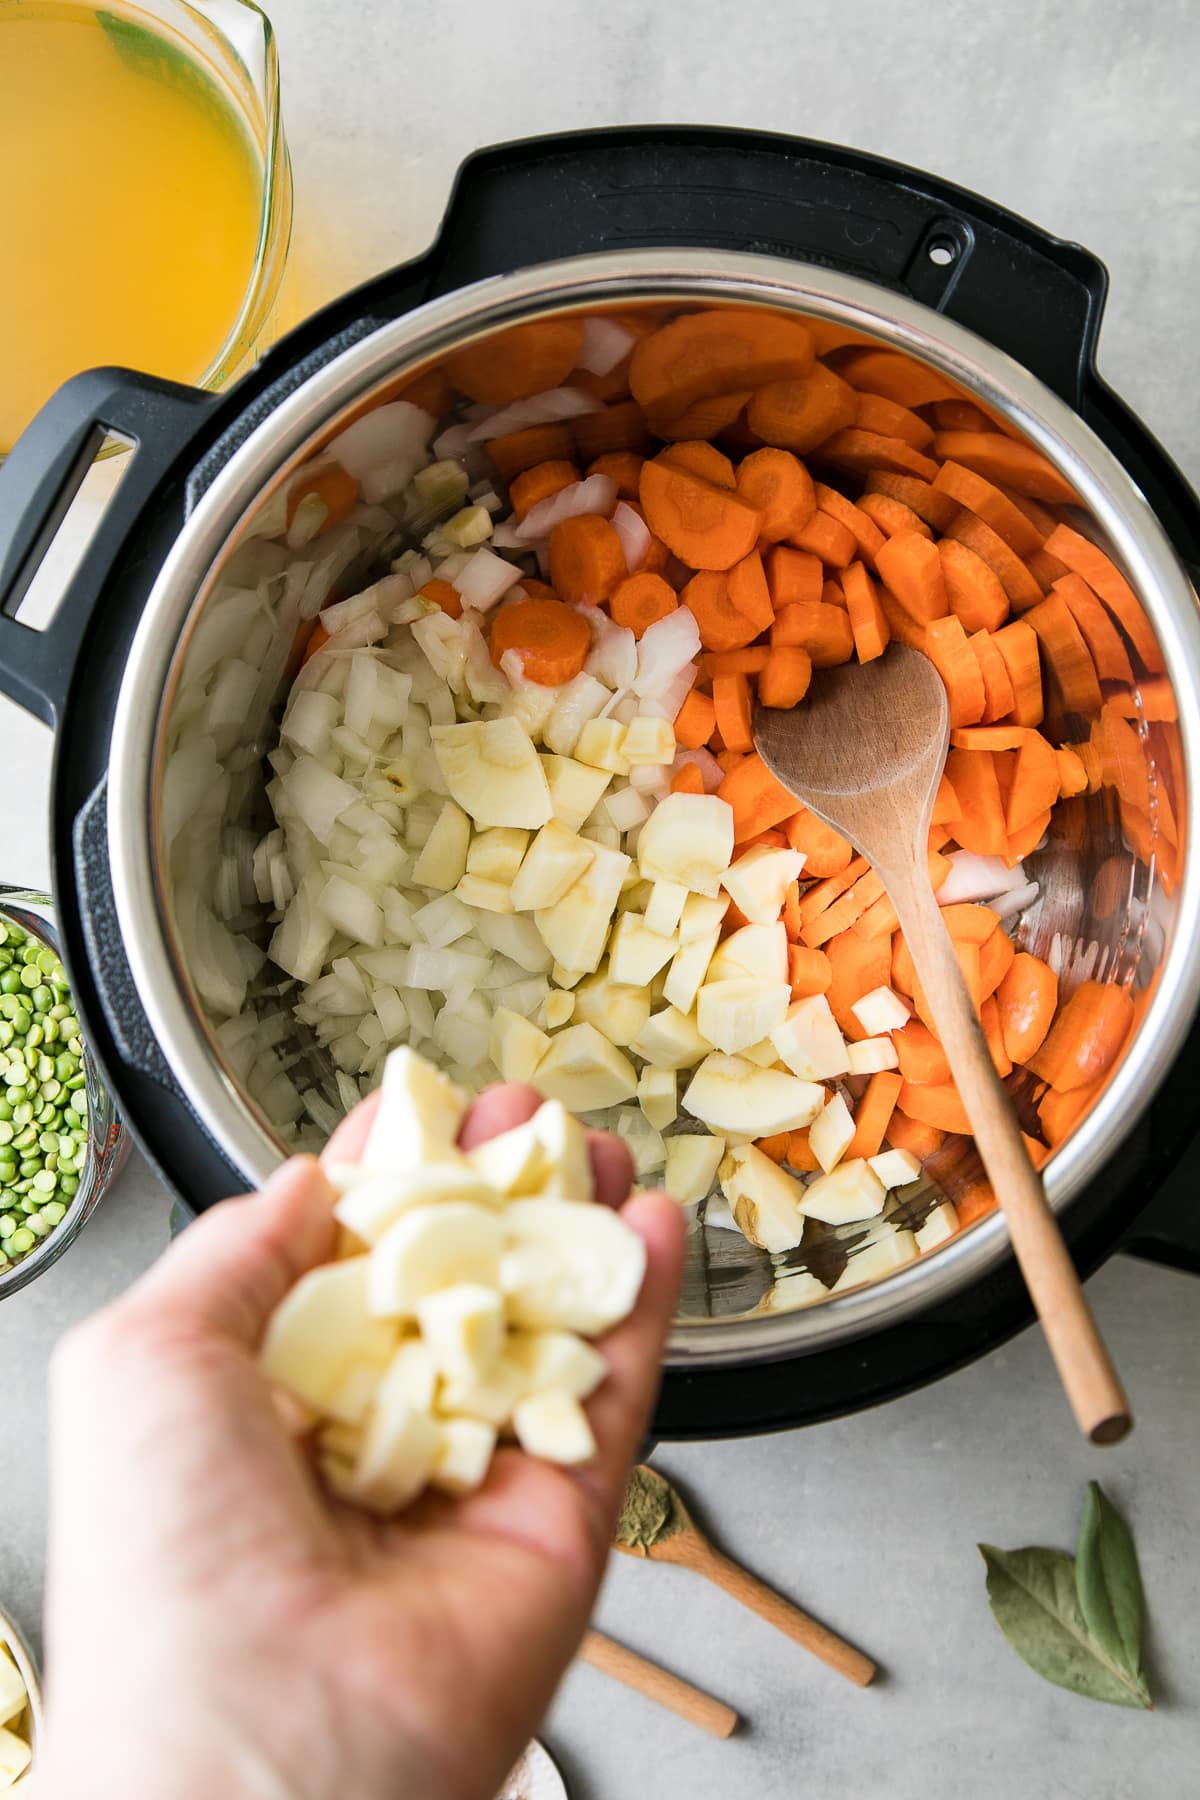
[1075, 1481, 1150, 1704]
[980, 1540, 1153, 1710]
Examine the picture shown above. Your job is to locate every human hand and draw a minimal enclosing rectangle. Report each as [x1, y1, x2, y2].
[35, 1086, 685, 1800]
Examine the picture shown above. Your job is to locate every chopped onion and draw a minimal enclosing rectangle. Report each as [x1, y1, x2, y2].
[633, 606, 701, 695]
[467, 387, 602, 443]
[514, 474, 618, 541]
[992, 880, 1040, 921]
[937, 851, 1029, 906]
[325, 401, 435, 497]
[580, 605, 638, 689]
[671, 747, 724, 793]
[577, 315, 638, 378]
[612, 500, 652, 573]
[452, 547, 523, 612]
[637, 665, 696, 722]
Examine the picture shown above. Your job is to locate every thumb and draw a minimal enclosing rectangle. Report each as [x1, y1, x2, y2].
[125, 1156, 338, 1348]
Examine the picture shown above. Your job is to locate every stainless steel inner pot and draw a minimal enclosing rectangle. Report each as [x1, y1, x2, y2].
[104, 251, 1200, 1366]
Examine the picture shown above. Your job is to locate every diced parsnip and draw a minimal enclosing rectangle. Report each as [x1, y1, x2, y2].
[489, 1007, 552, 1083]
[851, 984, 912, 1036]
[603, 784, 651, 832]
[573, 967, 652, 1047]
[540, 754, 613, 831]
[534, 842, 630, 974]
[915, 1201, 960, 1251]
[470, 1097, 593, 1204]
[663, 1132, 726, 1205]
[810, 1093, 855, 1173]
[533, 1021, 638, 1110]
[334, 1165, 499, 1246]
[608, 914, 679, 987]
[575, 718, 632, 775]
[831, 1227, 919, 1290]
[368, 1204, 503, 1317]
[512, 1390, 597, 1465]
[542, 989, 575, 1029]
[683, 1054, 825, 1136]
[637, 793, 735, 898]
[0, 1654, 26, 1731]
[506, 1328, 608, 1400]
[756, 1269, 829, 1314]
[643, 879, 688, 937]
[679, 892, 730, 940]
[455, 873, 515, 913]
[512, 819, 596, 912]
[615, 1109, 666, 1177]
[581, 822, 622, 850]
[707, 922, 787, 983]
[439, 1353, 527, 1428]
[663, 927, 721, 1014]
[621, 716, 675, 765]
[0, 1726, 31, 1786]
[770, 995, 849, 1081]
[466, 826, 529, 882]
[741, 1037, 781, 1066]
[416, 1282, 506, 1384]
[378, 1339, 439, 1413]
[697, 978, 791, 1056]
[543, 672, 612, 758]
[350, 1389, 441, 1514]
[431, 719, 552, 829]
[501, 1199, 646, 1335]
[260, 1259, 396, 1413]
[720, 1143, 807, 1253]
[362, 1046, 468, 1173]
[430, 1417, 498, 1495]
[869, 1147, 923, 1190]
[799, 1157, 887, 1225]
[721, 845, 806, 926]
[846, 1036, 899, 1074]
[630, 1005, 712, 1070]
[411, 798, 472, 890]
[638, 1066, 678, 1129]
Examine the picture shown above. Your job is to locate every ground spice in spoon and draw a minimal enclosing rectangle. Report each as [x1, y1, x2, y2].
[614, 1464, 690, 1555]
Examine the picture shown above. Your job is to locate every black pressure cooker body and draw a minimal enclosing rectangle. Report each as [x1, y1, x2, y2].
[1, 129, 1197, 1437]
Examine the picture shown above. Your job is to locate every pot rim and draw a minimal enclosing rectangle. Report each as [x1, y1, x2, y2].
[105, 248, 1200, 1366]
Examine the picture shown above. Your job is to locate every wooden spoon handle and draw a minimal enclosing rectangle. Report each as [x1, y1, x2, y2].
[579, 1629, 738, 1738]
[688, 1542, 876, 1686]
[893, 865, 1131, 1445]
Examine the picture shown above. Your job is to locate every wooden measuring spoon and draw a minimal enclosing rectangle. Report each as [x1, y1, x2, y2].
[614, 1469, 876, 1686]
[753, 644, 1131, 1446]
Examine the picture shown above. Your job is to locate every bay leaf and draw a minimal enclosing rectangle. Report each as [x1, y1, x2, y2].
[979, 1544, 1153, 1709]
[1075, 1482, 1150, 1704]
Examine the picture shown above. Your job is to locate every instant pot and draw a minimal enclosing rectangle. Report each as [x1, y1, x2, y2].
[1, 129, 1197, 1436]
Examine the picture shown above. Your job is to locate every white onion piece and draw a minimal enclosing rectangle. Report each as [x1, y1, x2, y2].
[637, 665, 696, 722]
[453, 547, 523, 612]
[467, 387, 602, 443]
[577, 315, 638, 377]
[612, 500, 652, 573]
[937, 851, 1028, 906]
[515, 474, 618, 541]
[433, 422, 474, 460]
[992, 880, 1040, 921]
[580, 605, 638, 689]
[489, 516, 533, 550]
[326, 401, 435, 482]
[672, 747, 724, 793]
[633, 606, 700, 695]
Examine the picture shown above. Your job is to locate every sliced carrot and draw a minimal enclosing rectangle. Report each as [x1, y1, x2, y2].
[845, 1071, 904, 1161]
[587, 451, 645, 499]
[1004, 809, 1052, 865]
[930, 398, 1000, 432]
[782, 808, 853, 878]
[786, 1128, 821, 1172]
[1024, 594, 1103, 718]
[894, 1020, 950, 1085]
[735, 448, 816, 541]
[992, 621, 1043, 728]
[716, 749, 746, 778]
[802, 871, 886, 947]
[1055, 745, 1088, 798]
[824, 927, 892, 1039]
[1022, 1132, 1051, 1171]
[980, 996, 1012, 1078]
[930, 431, 1080, 505]
[949, 725, 1031, 751]
[572, 399, 653, 461]
[670, 762, 705, 795]
[995, 952, 1057, 1065]
[998, 487, 1060, 537]
[419, 577, 463, 620]
[610, 570, 678, 638]
[700, 648, 771, 678]
[943, 510, 1044, 612]
[683, 572, 758, 653]
[876, 585, 928, 650]
[547, 513, 627, 606]
[978, 926, 1016, 1002]
[1042, 524, 1163, 673]
[937, 538, 1009, 633]
[727, 549, 774, 630]
[931, 460, 1044, 555]
[747, 364, 859, 453]
[513, 577, 559, 601]
[649, 391, 753, 442]
[393, 365, 456, 416]
[788, 944, 833, 997]
[924, 615, 987, 726]
[856, 491, 934, 542]
[931, 772, 960, 824]
[759, 645, 813, 709]
[813, 483, 887, 565]
[508, 459, 580, 521]
[897, 1080, 971, 1136]
[820, 577, 847, 609]
[770, 600, 855, 667]
[782, 880, 804, 939]
[853, 391, 935, 450]
[1027, 547, 1071, 589]
[1106, 676, 1177, 723]
[788, 508, 857, 570]
[1006, 730, 1061, 833]
[756, 1131, 791, 1165]
[674, 689, 717, 750]
[764, 545, 822, 610]
[630, 308, 815, 413]
[486, 422, 575, 482]
[842, 560, 890, 664]
[1052, 573, 1135, 684]
[863, 471, 959, 533]
[287, 463, 359, 535]
[816, 427, 940, 482]
[970, 629, 1017, 724]
[940, 903, 1002, 945]
[658, 439, 736, 489]
[640, 459, 762, 571]
[798, 856, 870, 929]
[717, 752, 799, 839]
[944, 748, 1008, 856]
[884, 1112, 945, 1160]
[1039, 1079, 1103, 1147]
[488, 597, 591, 686]
[954, 1177, 998, 1226]
[853, 846, 949, 938]
[1026, 979, 1134, 1092]
[712, 673, 755, 753]
[572, 357, 634, 405]
[448, 318, 583, 404]
[874, 533, 948, 623]
[835, 347, 961, 409]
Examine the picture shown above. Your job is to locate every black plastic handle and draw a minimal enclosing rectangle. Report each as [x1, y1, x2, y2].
[428, 127, 1110, 407]
[0, 368, 216, 726]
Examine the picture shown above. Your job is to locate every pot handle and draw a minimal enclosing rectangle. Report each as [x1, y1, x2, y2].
[0, 368, 216, 727]
[430, 128, 1109, 406]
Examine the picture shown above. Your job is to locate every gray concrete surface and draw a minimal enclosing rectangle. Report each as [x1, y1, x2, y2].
[2, 2, 1198, 1793]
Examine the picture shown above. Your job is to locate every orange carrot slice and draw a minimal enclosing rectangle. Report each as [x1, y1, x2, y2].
[630, 308, 815, 412]
[788, 508, 857, 569]
[419, 578, 464, 621]
[857, 491, 935, 542]
[449, 318, 583, 404]
[640, 459, 762, 571]
[932, 460, 1045, 555]
[980, 996, 1013, 1078]
[842, 560, 890, 663]
[770, 600, 855, 666]
[658, 439, 737, 489]
[747, 364, 859, 453]
[1026, 979, 1134, 1091]
[1005, 730, 1061, 833]
[897, 1080, 971, 1136]
[992, 621, 1043, 727]
[813, 483, 887, 565]
[788, 944, 833, 997]
[489, 598, 591, 686]
[765, 545, 823, 610]
[1052, 573, 1134, 684]
[996, 953, 1058, 1064]
[670, 762, 706, 795]
[924, 615, 987, 726]
[817, 427, 939, 482]
[894, 1020, 951, 1085]
[759, 645, 813, 709]
[712, 673, 755, 753]
[944, 748, 1007, 856]
[1024, 594, 1103, 718]
[943, 510, 1044, 612]
[863, 470, 959, 532]
[825, 927, 893, 1039]
[783, 808, 853, 878]
[1039, 1080, 1104, 1148]
[572, 399, 653, 461]
[735, 447, 816, 540]
[649, 391, 753, 442]
[548, 513, 628, 606]
[610, 571, 678, 638]
[509, 459, 581, 521]
[674, 689, 717, 750]
[930, 431, 1081, 504]
[970, 629, 1017, 723]
[874, 533, 949, 623]
[845, 1071, 904, 1160]
[587, 451, 645, 499]
[835, 348, 961, 408]
[700, 648, 771, 679]
[683, 571, 759, 653]
[486, 423, 576, 481]
[287, 464, 359, 535]
[937, 538, 1009, 633]
[717, 752, 799, 839]
[853, 391, 935, 450]
[1042, 524, 1163, 674]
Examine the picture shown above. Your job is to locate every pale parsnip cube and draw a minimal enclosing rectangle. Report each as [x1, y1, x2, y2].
[846, 1036, 900, 1075]
[663, 927, 720, 1015]
[431, 719, 552, 829]
[697, 977, 791, 1055]
[851, 984, 912, 1036]
[511, 819, 595, 911]
[608, 913, 679, 987]
[770, 995, 849, 1081]
[540, 754, 613, 832]
[831, 1227, 919, 1290]
[637, 793, 735, 898]
[683, 1054, 825, 1136]
[799, 1158, 887, 1225]
[430, 1417, 498, 1495]
[260, 1259, 396, 1414]
[643, 879, 689, 937]
[512, 1390, 597, 1465]
[411, 799, 471, 891]
[488, 1007, 552, 1084]
[915, 1201, 960, 1252]
[574, 718, 631, 775]
[721, 845, 806, 925]
[573, 968, 651, 1048]
[367, 1205, 503, 1318]
[534, 842, 630, 974]
[466, 826, 529, 883]
[809, 1092, 856, 1173]
[720, 1142, 807, 1252]
[868, 1147, 923, 1190]
[621, 716, 675, 766]
[663, 1132, 725, 1205]
[707, 921, 787, 983]
[417, 1283, 506, 1385]
[638, 1066, 678, 1130]
[630, 1005, 712, 1070]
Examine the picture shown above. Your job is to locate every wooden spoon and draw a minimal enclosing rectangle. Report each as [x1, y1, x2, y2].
[579, 1630, 738, 1737]
[754, 643, 1131, 1446]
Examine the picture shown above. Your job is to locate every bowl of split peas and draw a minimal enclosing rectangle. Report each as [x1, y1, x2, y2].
[0, 890, 127, 1300]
